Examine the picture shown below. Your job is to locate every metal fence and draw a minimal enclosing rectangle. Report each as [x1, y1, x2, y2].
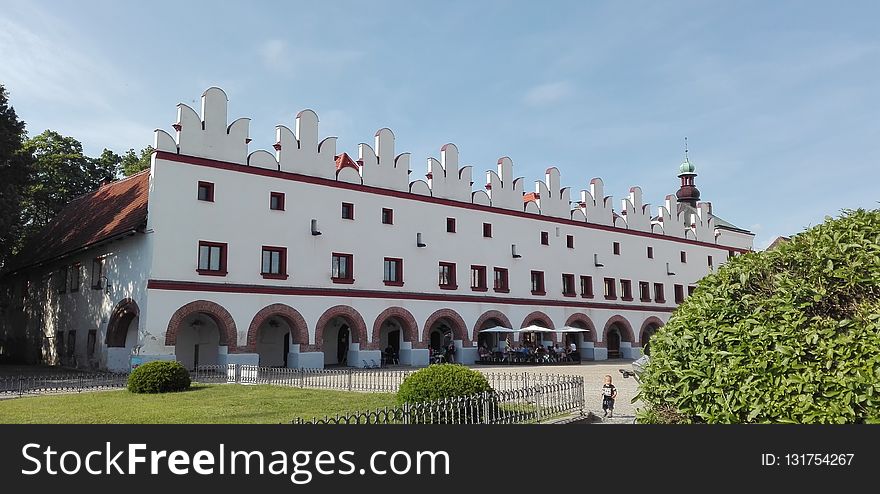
[292, 376, 585, 424]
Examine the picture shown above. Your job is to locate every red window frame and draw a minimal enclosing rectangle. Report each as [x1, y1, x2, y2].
[647, 246, 654, 259]
[530, 270, 546, 296]
[680, 251, 687, 263]
[562, 273, 576, 297]
[470, 265, 488, 292]
[674, 284, 685, 304]
[654, 283, 665, 303]
[483, 223, 492, 238]
[708, 255, 714, 267]
[604, 277, 617, 300]
[580, 275, 594, 298]
[613, 242, 621, 255]
[197, 181, 214, 202]
[446, 217, 456, 233]
[620, 279, 633, 301]
[493, 267, 509, 293]
[331, 253, 354, 284]
[381, 208, 394, 225]
[342, 202, 355, 220]
[439, 262, 457, 289]
[270, 192, 285, 211]
[383, 257, 404, 286]
[540, 231, 549, 245]
[566, 235, 574, 249]
[197, 241, 228, 276]
[261, 246, 288, 280]
[639, 281, 651, 302]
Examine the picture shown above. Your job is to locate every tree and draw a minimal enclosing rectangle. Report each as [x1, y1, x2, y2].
[637, 209, 880, 424]
[120, 146, 153, 176]
[0, 85, 34, 268]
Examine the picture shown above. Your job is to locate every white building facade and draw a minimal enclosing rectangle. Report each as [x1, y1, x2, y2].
[0, 88, 753, 371]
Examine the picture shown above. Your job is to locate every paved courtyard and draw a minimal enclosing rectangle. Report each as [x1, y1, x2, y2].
[474, 361, 642, 421]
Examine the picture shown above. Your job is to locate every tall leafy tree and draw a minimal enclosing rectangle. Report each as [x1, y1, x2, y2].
[120, 146, 153, 176]
[0, 84, 34, 268]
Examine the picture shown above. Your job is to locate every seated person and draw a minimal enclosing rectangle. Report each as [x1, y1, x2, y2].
[478, 344, 492, 361]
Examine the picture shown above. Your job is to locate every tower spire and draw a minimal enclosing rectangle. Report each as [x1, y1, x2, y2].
[675, 137, 700, 207]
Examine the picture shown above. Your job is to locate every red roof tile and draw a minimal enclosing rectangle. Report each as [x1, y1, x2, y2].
[5, 170, 150, 273]
[335, 153, 360, 172]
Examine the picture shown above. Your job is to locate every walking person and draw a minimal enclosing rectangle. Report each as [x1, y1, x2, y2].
[601, 375, 618, 418]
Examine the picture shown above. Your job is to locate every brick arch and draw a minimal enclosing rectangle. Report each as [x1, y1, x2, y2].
[165, 300, 238, 350]
[472, 310, 513, 342]
[106, 298, 139, 348]
[314, 305, 368, 350]
[372, 307, 421, 350]
[564, 313, 597, 343]
[422, 309, 469, 345]
[246, 304, 309, 352]
[639, 316, 665, 347]
[521, 311, 557, 344]
[600, 315, 635, 347]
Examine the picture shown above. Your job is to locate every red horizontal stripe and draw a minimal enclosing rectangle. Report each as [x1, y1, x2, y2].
[155, 151, 751, 253]
[147, 279, 676, 313]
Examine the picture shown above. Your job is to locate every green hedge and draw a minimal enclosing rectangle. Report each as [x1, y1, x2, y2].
[127, 361, 191, 394]
[637, 209, 880, 424]
[397, 364, 492, 404]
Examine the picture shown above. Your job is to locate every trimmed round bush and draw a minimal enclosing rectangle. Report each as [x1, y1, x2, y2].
[638, 209, 880, 424]
[128, 361, 191, 394]
[397, 364, 492, 404]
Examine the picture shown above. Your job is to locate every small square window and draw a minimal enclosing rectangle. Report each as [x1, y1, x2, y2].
[566, 235, 574, 249]
[613, 242, 621, 255]
[483, 223, 492, 238]
[197, 241, 228, 276]
[439, 262, 457, 289]
[331, 253, 354, 283]
[580, 276, 593, 298]
[493, 267, 509, 293]
[647, 246, 654, 259]
[270, 192, 285, 211]
[540, 231, 549, 245]
[381, 208, 394, 225]
[470, 265, 487, 291]
[530, 271, 545, 295]
[680, 251, 687, 263]
[446, 217, 456, 233]
[261, 246, 288, 279]
[197, 181, 214, 202]
[562, 274, 576, 296]
[342, 202, 355, 220]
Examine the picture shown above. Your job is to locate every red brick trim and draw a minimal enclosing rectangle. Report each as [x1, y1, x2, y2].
[246, 304, 309, 352]
[564, 313, 597, 343]
[371, 306, 421, 350]
[472, 310, 513, 341]
[600, 315, 635, 347]
[639, 316, 665, 346]
[157, 151, 751, 253]
[106, 298, 139, 348]
[164, 300, 238, 350]
[521, 310, 557, 343]
[422, 309, 469, 345]
[314, 305, 368, 352]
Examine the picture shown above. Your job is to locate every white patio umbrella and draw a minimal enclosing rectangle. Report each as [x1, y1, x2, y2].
[478, 326, 515, 333]
[518, 324, 556, 333]
[553, 326, 591, 333]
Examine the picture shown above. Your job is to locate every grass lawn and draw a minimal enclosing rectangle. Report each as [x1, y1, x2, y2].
[0, 384, 396, 424]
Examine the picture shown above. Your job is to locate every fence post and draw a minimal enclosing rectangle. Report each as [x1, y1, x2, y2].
[535, 388, 543, 423]
[18, 376, 23, 398]
[482, 392, 490, 425]
[299, 368, 304, 388]
[346, 368, 352, 392]
[523, 372, 529, 389]
[79, 374, 84, 393]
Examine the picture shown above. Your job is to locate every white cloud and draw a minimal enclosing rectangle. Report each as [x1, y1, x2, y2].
[523, 81, 575, 107]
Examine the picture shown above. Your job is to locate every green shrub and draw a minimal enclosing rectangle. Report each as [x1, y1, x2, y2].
[397, 364, 492, 404]
[128, 361, 191, 394]
[637, 209, 880, 424]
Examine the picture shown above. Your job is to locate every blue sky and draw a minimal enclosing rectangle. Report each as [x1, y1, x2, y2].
[2, 0, 878, 249]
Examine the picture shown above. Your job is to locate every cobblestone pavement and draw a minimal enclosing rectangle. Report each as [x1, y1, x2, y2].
[474, 361, 642, 421]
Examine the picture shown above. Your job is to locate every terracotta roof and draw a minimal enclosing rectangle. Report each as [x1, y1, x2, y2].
[334, 153, 360, 172]
[4, 170, 150, 273]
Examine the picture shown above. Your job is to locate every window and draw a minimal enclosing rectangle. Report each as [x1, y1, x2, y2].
[55, 331, 64, 364]
[530, 271, 545, 295]
[493, 267, 509, 293]
[197, 181, 214, 202]
[67, 331, 76, 361]
[680, 251, 687, 263]
[674, 284, 685, 304]
[87, 330, 97, 359]
[639, 281, 651, 302]
[483, 223, 492, 238]
[604, 277, 617, 300]
[439, 262, 457, 289]
[341, 202, 354, 220]
[647, 246, 654, 259]
[566, 235, 574, 249]
[620, 279, 633, 301]
[580, 275, 593, 298]
[91, 258, 104, 289]
[261, 246, 287, 279]
[331, 253, 353, 283]
[613, 242, 621, 255]
[471, 265, 488, 291]
[381, 208, 394, 225]
[56, 268, 67, 294]
[446, 217, 456, 233]
[654, 283, 665, 303]
[708, 255, 714, 268]
[688, 285, 696, 296]
[383, 258, 403, 286]
[540, 231, 549, 245]
[69, 263, 81, 292]
[269, 192, 285, 211]
[197, 241, 227, 276]
[562, 274, 576, 296]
